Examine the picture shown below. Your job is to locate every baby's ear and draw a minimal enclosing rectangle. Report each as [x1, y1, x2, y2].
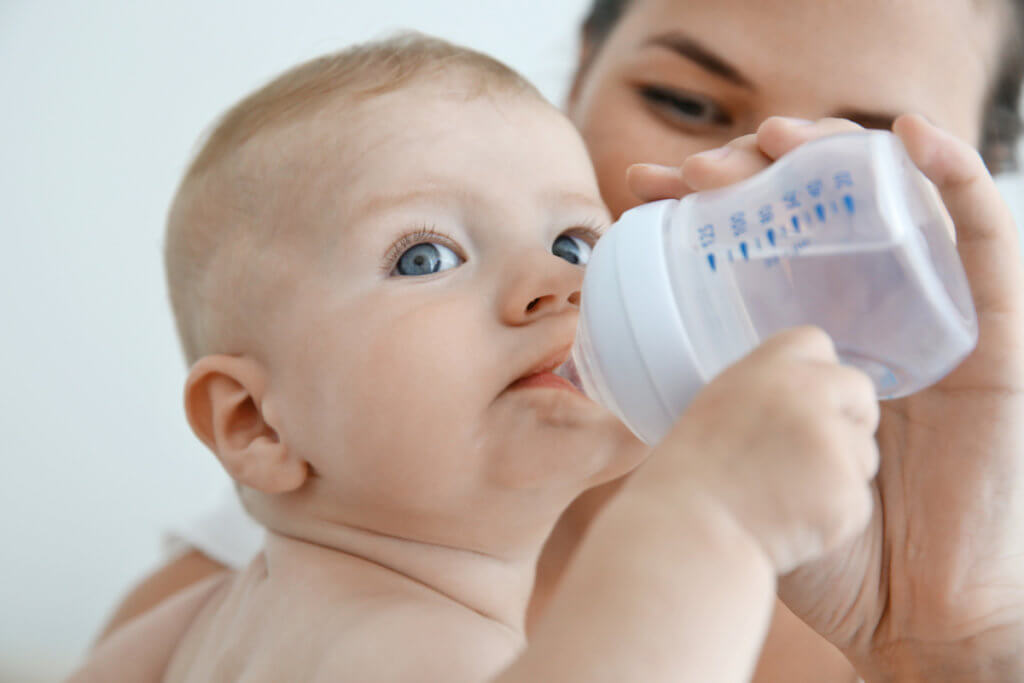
[184, 355, 307, 494]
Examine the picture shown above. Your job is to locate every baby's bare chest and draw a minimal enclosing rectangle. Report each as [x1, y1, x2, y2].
[164, 574, 518, 683]
[162, 575, 368, 682]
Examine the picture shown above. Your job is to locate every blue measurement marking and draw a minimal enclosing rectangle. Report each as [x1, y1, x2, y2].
[791, 215, 801, 232]
[755, 237, 762, 249]
[843, 195, 856, 214]
[815, 203, 826, 222]
[698, 224, 716, 248]
[730, 212, 748, 237]
[830, 200, 839, 214]
[728, 250, 734, 262]
[707, 253, 716, 272]
[766, 229, 776, 246]
[740, 242, 749, 260]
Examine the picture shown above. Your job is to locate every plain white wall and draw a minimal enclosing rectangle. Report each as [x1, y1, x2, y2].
[1, 2, 1022, 681]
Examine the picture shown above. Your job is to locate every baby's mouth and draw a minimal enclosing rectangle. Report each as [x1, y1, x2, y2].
[504, 346, 586, 396]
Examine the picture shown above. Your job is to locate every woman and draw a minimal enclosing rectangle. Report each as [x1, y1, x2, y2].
[101, 1, 1024, 679]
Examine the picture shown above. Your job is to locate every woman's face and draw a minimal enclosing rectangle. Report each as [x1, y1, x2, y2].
[569, 0, 1007, 217]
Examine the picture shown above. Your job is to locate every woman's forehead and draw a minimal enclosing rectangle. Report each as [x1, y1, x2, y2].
[618, 0, 1005, 76]
[618, 0, 1004, 39]
[607, 0, 1003, 136]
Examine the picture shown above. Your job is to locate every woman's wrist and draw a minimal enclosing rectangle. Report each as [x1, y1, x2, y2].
[852, 631, 1024, 683]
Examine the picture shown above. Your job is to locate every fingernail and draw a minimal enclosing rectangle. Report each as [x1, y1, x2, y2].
[693, 145, 732, 161]
[630, 162, 677, 174]
[778, 116, 815, 126]
[918, 113, 945, 132]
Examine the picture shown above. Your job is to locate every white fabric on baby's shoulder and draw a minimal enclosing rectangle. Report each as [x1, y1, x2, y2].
[162, 488, 264, 570]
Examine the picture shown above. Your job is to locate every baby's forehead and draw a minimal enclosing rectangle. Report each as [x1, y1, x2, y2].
[256, 81, 547, 168]
[238, 84, 586, 231]
[210, 97, 394, 240]
[240, 86, 489, 192]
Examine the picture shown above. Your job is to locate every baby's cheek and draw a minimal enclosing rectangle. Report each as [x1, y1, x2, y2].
[344, 303, 488, 453]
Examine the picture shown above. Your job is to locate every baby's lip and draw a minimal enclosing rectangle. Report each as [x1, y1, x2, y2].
[506, 345, 574, 391]
[515, 346, 573, 382]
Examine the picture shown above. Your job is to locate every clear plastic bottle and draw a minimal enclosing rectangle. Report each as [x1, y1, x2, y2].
[563, 131, 978, 445]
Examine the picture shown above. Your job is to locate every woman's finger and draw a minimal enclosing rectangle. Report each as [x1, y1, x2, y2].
[893, 113, 1024, 316]
[625, 163, 691, 202]
[756, 117, 865, 161]
[628, 118, 864, 200]
[679, 133, 772, 191]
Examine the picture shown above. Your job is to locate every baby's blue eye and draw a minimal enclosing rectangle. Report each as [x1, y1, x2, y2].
[394, 242, 462, 276]
[552, 235, 592, 266]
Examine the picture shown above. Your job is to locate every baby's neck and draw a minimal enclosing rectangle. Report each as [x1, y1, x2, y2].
[260, 516, 540, 635]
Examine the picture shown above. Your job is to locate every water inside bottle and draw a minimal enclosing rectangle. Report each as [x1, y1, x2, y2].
[692, 242, 939, 396]
[665, 132, 976, 398]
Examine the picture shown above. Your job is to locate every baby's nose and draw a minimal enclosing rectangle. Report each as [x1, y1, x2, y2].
[499, 254, 582, 325]
[524, 289, 581, 314]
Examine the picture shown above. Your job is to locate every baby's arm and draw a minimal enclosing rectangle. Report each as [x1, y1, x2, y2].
[502, 484, 776, 682]
[68, 570, 229, 682]
[498, 326, 879, 683]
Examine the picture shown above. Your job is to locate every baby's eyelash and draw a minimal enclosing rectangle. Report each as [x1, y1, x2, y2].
[380, 225, 462, 275]
[563, 217, 608, 245]
[379, 220, 606, 274]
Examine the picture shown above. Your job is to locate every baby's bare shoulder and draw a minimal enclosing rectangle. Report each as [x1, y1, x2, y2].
[70, 571, 230, 682]
[313, 598, 524, 683]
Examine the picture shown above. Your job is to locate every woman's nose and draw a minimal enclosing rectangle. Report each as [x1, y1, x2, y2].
[499, 251, 582, 326]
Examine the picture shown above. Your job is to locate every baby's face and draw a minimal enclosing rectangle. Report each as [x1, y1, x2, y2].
[251, 82, 644, 549]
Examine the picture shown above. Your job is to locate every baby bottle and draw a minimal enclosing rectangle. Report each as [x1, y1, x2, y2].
[563, 130, 978, 445]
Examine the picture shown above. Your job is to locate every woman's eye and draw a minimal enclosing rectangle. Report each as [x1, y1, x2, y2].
[552, 234, 592, 266]
[639, 85, 731, 128]
[394, 242, 463, 276]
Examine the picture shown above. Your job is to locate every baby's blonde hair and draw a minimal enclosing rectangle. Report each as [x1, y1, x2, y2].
[165, 33, 542, 365]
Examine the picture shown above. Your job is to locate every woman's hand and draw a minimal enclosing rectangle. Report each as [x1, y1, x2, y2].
[628, 115, 1024, 681]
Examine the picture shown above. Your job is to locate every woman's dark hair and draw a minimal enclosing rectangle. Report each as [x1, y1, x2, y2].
[984, 0, 1024, 172]
[580, 0, 1024, 173]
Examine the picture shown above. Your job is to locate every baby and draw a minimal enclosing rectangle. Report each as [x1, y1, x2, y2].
[72, 34, 878, 682]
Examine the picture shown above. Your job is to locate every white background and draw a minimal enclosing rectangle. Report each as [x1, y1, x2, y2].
[1, 2, 1022, 681]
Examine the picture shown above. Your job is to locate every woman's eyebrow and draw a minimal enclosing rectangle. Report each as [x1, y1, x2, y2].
[645, 32, 754, 90]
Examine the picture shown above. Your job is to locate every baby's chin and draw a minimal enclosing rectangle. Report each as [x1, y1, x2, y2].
[482, 399, 649, 495]
[496, 376, 627, 430]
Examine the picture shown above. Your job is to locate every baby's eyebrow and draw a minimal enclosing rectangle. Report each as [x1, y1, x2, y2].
[349, 186, 466, 221]
[543, 189, 608, 213]
[350, 187, 606, 221]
